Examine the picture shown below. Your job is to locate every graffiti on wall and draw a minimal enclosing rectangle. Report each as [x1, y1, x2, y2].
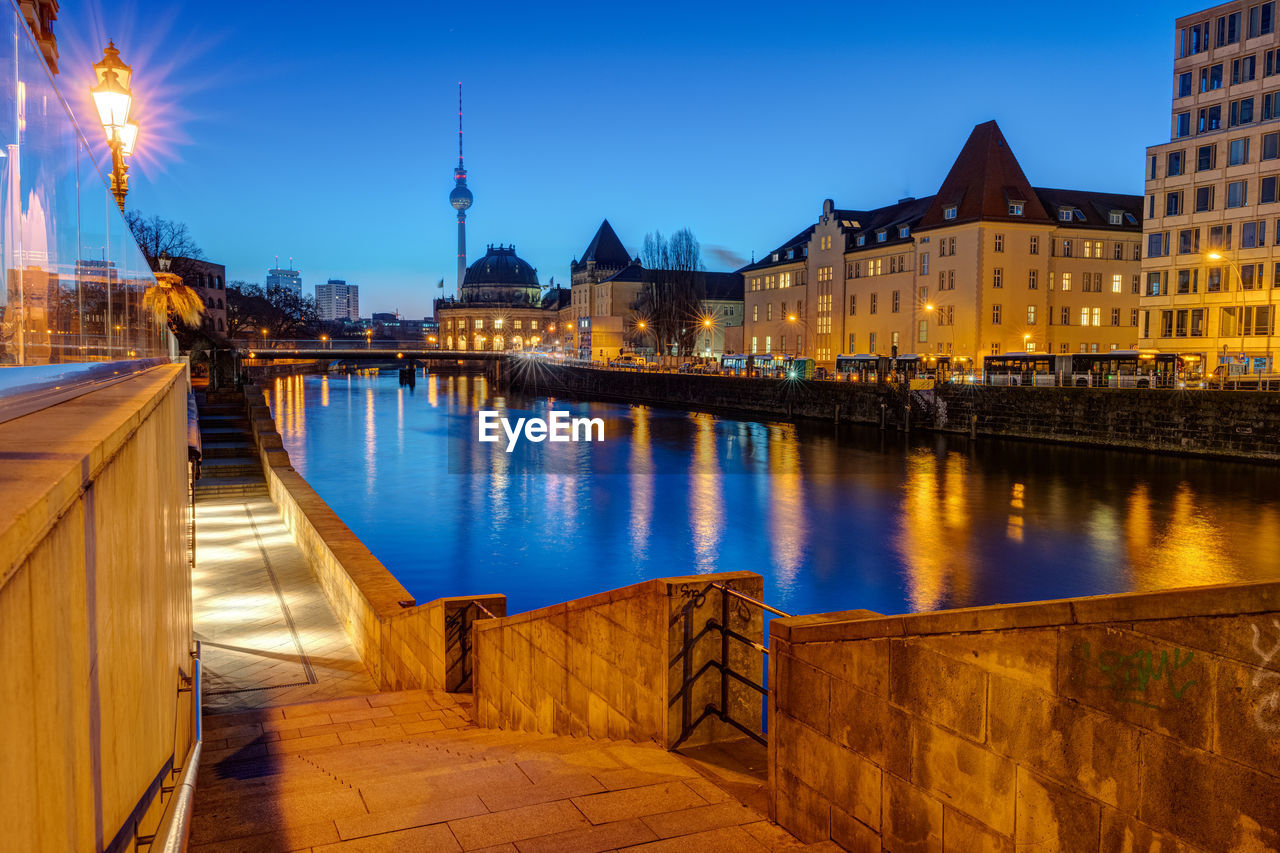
[1250, 619, 1280, 735]
[1070, 641, 1198, 710]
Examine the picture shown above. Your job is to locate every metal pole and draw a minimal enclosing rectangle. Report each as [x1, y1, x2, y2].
[720, 588, 730, 722]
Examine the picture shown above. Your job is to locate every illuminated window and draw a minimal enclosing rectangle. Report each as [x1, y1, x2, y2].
[1061, 273, 1072, 292]
[1080, 307, 1090, 326]
[1027, 306, 1037, 324]
[1112, 274, 1122, 293]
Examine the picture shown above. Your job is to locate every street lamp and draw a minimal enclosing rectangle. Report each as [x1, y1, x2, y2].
[1206, 251, 1250, 372]
[91, 41, 139, 212]
[1023, 333, 1032, 352]
[365, 329, 373, 349]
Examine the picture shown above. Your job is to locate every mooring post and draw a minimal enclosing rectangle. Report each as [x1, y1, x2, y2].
[834, 404, 840, 423]
[970, 413, 978, 440]
[880, 403, 887, 430]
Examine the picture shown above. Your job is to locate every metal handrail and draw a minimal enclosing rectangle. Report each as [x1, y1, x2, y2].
[669, 582, 790, 750]
[445, 601, 499, 692]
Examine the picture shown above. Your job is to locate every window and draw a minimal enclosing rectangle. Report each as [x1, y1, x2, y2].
[892, 291, 900, 313]
[1062, 272, 1072, 291]
[849, 295, 856, 315]
[848, 333, 856, 352]
[1181, 20, 1211, 57]
[1029, 236, 1039, 255]
[1168, 151, 1186, 178]
[920, 252, 929, 275]
[1059, 208, 1074, 222]
[1179, 228, 1200, 254]
[1062, 239, 1073, 257]
[994, 234, 1004, 252]
[899, 225, 910, 238]
[752, 305, 758, 322]
[1208, 266, 1223, 292]
[1177, 112, 1192, 138]
[1230, 138, 1251, 166]
[1112, 274, 1123, 293]
[1252, 2, 1277, 37]
[943, 206, 957, 220]
[1197, 145, 1216, 172]
[1242, 220, 1268, 247]
[1228, 180, 1249, 208]
[1231, 98, 1256, 127]
[948, 237, 956, 254]
[1027, 306, 1037, 325]
[1148, 232, 1170, 257]
[947, 271, 955, 290]
[1218, 11, 1241, 46]
[767, 304, 773, 321]
[1133, 275, 1142, 294]
[1265, 176, 1280, 204]
[1232, 55, 1257, 84]
[1165, 192, 1182, 216]
[869, 332, 876, 353]
[1196, 185, 1215, 212]
[765, 336, 771, 353]
[1199, 105, 1222, 133]
[917, 320, 927, 344]
[992, 304, 1002, 324]
[876, 230, 887, 243]
[993, 268, 1003, 288]
[870, 293, 878, 314]
[1132, 308, 1141, 328]
[1203, 63, 1224, 92]
[856, 235, 866, 247]
[1029, 269, 1038, 289]
[1009, 201, 1024, 216]
[1081, 307, 1091, 327]
[1061, 306, 1071, 325]
[1178, 71, 1194, 98]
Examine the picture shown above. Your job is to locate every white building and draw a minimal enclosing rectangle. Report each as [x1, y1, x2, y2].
[315, 279, 359, 322]
[266, 265, 302, 295]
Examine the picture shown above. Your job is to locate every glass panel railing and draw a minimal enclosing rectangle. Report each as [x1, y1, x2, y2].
[0, 0, 171, 402]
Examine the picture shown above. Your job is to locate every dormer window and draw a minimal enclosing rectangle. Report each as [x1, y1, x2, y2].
[1059, 208, 1074, 222]
[772, 252, 780, 262]
[876, 230, 887, 242]
[943, 206, 958, 220]
[1109, 210, 1123, 225]
[898, 225, 910, 238]
[1009, 202, 1024, 216]
[856, 234, 866, 246]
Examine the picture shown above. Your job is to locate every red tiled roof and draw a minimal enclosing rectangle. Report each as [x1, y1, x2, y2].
[917, 121, 1052, 229]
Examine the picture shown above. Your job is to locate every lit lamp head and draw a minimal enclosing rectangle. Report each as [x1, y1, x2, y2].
[1206, 252, 1223, 261]
[91, 41, 133, 143]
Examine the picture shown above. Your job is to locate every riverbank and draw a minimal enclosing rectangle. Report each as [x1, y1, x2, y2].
[504, 361, 1280, 463]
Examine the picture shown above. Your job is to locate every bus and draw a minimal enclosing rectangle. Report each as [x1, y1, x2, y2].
[784, 357, 815, 380]
[1064, 351, 1181, 388]
[981, 353, 1056, 386]
[721, 354, 750, 376]
[834, 354, 890, 383]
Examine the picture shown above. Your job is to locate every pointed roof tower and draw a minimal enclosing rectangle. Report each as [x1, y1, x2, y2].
[918, 121, 1051, 229]
[579, 219, 631, 268]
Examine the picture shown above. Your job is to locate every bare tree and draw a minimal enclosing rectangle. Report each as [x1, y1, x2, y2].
[227, 282, 322, 340]
[124, 211, 205, 267]
[633, 229, 704, 358]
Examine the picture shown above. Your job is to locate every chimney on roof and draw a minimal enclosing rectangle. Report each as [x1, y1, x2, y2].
[898, 197, 916, 204]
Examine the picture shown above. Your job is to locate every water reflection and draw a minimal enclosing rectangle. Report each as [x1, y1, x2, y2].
[270, 373, 1280, 616]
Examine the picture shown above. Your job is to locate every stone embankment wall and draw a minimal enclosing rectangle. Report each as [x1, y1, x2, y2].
[473, 572, 764, 749]
[508, 363, 1280, 461]
[0, 365, 195, 852]
[245, 386, 506, 692]
[769, 581, 1280, 851]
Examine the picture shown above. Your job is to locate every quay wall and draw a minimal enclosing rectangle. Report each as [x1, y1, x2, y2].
[0, 366, 195, 852]
[769, 581, 1280, 851]
[243, 386, 506, 692]
[507, 363, 1280, 461]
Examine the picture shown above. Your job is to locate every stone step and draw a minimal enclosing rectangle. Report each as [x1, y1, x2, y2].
[199, 426, 252, 438]
[201, 458, 261, 477]
[193, 478, 268, 498]
[201, 442, 255, 459]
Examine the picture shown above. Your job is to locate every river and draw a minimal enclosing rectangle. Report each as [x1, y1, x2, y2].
[265, 371, 1280, 617]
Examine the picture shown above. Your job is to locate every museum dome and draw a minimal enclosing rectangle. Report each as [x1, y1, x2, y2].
[459, 245, 541, 304]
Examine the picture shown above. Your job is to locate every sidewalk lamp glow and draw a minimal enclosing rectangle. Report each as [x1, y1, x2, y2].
[91, 41, 138, 212]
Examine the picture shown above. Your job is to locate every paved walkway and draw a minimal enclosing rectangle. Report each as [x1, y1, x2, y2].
[192, 690, 829, 852]
[194, 496, 377, 713]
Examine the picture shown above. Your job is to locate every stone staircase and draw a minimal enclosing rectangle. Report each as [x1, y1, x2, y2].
[193, 690, 826, 852]
[195, 391, 268, 500]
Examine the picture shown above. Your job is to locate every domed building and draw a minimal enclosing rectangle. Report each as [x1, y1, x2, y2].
[435, 244, 570, 352]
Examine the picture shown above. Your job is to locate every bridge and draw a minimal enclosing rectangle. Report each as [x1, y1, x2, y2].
[236, 340, 505, 361]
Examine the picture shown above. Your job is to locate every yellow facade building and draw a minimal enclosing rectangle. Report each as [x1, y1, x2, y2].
[1142, 0, 1280, 376]
[743, 122, 1144, 369]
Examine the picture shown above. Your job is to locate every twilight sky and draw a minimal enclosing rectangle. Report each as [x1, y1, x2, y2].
[56, 1, 1185, 317]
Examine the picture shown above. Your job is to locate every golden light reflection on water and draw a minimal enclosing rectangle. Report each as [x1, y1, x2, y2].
[364, 387, 376, 496]
[321, 375, 329, 408]
[690, 413, 723, 573]
[766, 424, 806, 592]
[629, 406, 653, 560]
[1124, 482, 1240, 589]
[897, 450, 975, 611]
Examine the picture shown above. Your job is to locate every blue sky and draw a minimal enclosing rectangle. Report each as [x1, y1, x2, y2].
[56, 1, 1187, 317]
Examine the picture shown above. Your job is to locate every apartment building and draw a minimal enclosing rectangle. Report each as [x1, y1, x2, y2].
[742, 122, 1143, 368]
[1143, 0, 1280, 375]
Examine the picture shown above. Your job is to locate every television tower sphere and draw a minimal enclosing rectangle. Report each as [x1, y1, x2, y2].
[450, 184, 473, 210]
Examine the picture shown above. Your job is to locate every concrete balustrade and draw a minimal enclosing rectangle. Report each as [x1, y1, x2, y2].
[0, 365, 194, 852]
[472, 571, 764, 748]
[768, 580, 1280, 851]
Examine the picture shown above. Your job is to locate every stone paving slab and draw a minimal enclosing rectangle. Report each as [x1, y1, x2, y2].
[192, 690, 822, 852]
[194, 496, 377, 713]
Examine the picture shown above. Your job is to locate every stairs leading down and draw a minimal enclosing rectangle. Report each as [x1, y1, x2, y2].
[195, 391, 269, 500]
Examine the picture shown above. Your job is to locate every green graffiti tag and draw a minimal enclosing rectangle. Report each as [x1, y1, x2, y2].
[1070, 641, 1198, 710]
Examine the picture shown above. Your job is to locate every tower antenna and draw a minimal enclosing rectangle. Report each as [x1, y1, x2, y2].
[458, 82, 464, 165]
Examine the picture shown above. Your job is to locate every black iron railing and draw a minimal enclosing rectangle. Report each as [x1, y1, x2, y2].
[669, 582, 790, 749]
[445, 599, 499, 692]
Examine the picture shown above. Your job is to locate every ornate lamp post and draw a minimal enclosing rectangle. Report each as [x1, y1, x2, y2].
[90, 41, 139, 212]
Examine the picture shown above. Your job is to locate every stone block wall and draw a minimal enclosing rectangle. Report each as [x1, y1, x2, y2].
[0, 365, 194, 852]
[769, 581, 1280, 851]
[473, 572, 764, 748]
[508, 363, 1280, 461]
